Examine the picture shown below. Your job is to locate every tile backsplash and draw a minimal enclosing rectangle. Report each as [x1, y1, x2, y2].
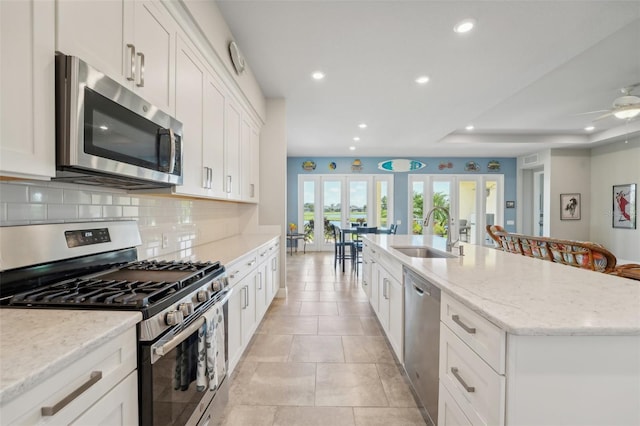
[0, 180, 256, 260]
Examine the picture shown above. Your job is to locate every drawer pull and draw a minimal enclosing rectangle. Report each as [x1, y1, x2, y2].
[452, 314, 476, 334]
[451, 367, 475, 393]
[41, 371, 102, 416]
[230, 270, 240, 278]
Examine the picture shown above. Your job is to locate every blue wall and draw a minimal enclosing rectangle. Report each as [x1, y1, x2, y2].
[287, 157, 518, 234]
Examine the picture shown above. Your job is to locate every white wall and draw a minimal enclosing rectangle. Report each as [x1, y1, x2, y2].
[590, 137, 640, 262]
[258, 99, 287, 289]
[549, 149, 591, 240]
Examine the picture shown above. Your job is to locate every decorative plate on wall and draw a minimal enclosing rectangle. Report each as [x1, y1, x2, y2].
[328, 162, 337, 170]
[378, 159, 425, 172]
[487, 160, 501, 171]
[302, 161, 316, 171]
[464, 161, 480, 172]
[351, 159, 363, 172]
[438, 161, 453, 170]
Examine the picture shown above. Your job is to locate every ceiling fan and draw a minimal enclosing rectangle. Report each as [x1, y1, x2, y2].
[584, 84, 640, 121]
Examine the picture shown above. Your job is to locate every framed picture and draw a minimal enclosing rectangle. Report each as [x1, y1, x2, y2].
[613, 184, 637, 229]
[505, 201, 515, 208]
[560, 193, 581, 220]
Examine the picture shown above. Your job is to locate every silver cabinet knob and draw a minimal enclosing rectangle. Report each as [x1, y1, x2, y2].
[197, 291, 209, 302]
[165, 310, 184, 326]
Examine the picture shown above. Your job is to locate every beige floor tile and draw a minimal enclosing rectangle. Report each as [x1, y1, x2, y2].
[267, 300, 302, 316]
[337, 301, 374, 316]
[299, 301, 339, 315]
[288, 335, 345, 362]
[240, 363, 316, 406]
[304, 282, 336, 291]
[318, 316, 364, 335]
[258, 315, 318, 335]
[342, 336, 395, 363]
[287, 291, 321, 301]
[220, 405, 278, 426]
[359, 316, 383, 336]
[244, 334, 293, 363]
[353, 407, 427, 425]
[315, 363, 388, 407]
[376, 363, 418, 407]
[273, 407, 355, 426]
[319, 290, 368, 302]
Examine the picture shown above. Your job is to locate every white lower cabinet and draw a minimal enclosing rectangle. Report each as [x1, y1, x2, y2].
[70, 371, 138, 426]
[226, 237, 280, 374]
[1, 327, 137, 425]
[438, 381, 472, 426]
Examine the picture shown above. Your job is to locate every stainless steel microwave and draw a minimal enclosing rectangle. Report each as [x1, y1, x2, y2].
[55, 54, 183, 189]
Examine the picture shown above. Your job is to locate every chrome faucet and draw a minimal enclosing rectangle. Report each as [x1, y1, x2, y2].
[423, 206, 458, 252]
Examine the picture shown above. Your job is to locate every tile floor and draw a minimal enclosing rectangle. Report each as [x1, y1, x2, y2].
[218, 252, 426, 426]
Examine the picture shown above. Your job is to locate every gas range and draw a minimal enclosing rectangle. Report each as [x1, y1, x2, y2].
[0, 221, 227, 341]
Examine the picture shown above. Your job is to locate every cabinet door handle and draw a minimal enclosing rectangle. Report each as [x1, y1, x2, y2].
[245, 285, 249, 307]
[208, 167, 213, 189]
[250, 183, 255, 198]
[136, 51, 145, 87]
[241, 286, 247, 309]
[226, 175, 232, 193]
[258, 271, 262, 289]
[451, 367, 475, 393]
[126, 44, 136, 81]
[452, 314, 476, 334]
[41, 371, 103, 416]
[203, 167, 209, 189]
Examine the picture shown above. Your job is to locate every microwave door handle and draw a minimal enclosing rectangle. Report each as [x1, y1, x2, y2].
[168, 129, 176, 174]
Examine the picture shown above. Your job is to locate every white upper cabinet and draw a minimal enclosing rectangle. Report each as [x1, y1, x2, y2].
[241, 116, 260, 203]
[0, 0, 56, 180]
[56, 0, 175, 114]
[225, 98, 243, 200]
[203, 71, 227, 199]
[173, 35, 206, 198]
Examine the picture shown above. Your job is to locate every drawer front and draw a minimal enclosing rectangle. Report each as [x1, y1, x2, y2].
[227, 251, 258, 287]
[377, 251, 402, 278]
[258, 238, 278, 264]
[438, 381, 473, 426]
[2, 327, 137, 425]
[441, 293, 506, 374]
[440, 324, 505, 426]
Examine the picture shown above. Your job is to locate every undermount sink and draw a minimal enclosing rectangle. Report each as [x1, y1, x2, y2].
[392, 246, 456, 259]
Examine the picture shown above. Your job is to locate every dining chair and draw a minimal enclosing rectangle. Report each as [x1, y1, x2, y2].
[351, 227, 377, 274]
[331, 224, 353, 270]
[459, 219, 470, 242]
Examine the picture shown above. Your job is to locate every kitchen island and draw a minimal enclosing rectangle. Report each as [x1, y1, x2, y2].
[363, 234, 640, 426]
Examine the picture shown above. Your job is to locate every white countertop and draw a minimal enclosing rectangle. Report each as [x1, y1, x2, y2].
[366, 234, 640, 336]
[0, 309, 141, 403]
[153, 233, 280, 264]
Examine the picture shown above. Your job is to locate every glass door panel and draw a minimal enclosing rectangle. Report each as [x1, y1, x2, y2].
[458, 180, 477, 244]
[302, 180, 316, 247]
[348, 180, 368, 227]
[411, 181, 424, 235]
[375, 180, 389, 228]
[429, 179, 452, 237]
[323, 179, 343, 249]
[484, 180, 498, 245]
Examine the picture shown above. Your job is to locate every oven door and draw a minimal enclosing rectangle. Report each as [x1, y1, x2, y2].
[139, 294, 229, 426]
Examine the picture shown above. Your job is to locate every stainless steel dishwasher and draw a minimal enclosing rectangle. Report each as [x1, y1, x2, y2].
[403, 267, 440, 426]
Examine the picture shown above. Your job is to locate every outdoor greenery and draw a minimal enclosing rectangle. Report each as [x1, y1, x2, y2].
[412, 191, 450, 236]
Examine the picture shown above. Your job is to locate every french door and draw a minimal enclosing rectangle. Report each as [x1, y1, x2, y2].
[298, 174, 393, 251]
[409, 174, 503, 246]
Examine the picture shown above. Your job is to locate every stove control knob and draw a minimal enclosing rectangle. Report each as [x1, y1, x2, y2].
[178, 302, 194, 317]
[197, 291, 209, 302]
[211, 280, 222, 292]
[165, 310, 184, 326]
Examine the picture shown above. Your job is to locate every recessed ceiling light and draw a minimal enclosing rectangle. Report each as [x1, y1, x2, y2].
[353, 137, 360, 141]
[415, 76, 430, 85]
[311, 71, 325, 80]
[99, 125, 109, 130]
[454, 18, 476, 34]
[584, 125, 595, 131]
[358, 123, 367, 129]
[349, 146, 356, 151]
[465, 125, 474, 131]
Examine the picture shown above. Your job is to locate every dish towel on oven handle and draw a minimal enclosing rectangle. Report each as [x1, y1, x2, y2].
[197, 301, 225, 391]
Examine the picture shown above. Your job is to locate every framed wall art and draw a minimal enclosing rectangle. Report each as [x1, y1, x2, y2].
[560, 193, 581, 220]
[612, 184, 636, 229]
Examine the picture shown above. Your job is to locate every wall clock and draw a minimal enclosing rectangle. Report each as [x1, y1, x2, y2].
[228, 41, 245, 75]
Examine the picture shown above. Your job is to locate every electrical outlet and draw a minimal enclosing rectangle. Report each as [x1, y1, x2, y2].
[506, 220, 515, 225]
[396, 219, 401, 225]
[162, 233, 169, 249]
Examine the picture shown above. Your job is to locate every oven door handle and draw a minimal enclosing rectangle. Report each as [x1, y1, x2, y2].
[153, 289, 232, 359]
